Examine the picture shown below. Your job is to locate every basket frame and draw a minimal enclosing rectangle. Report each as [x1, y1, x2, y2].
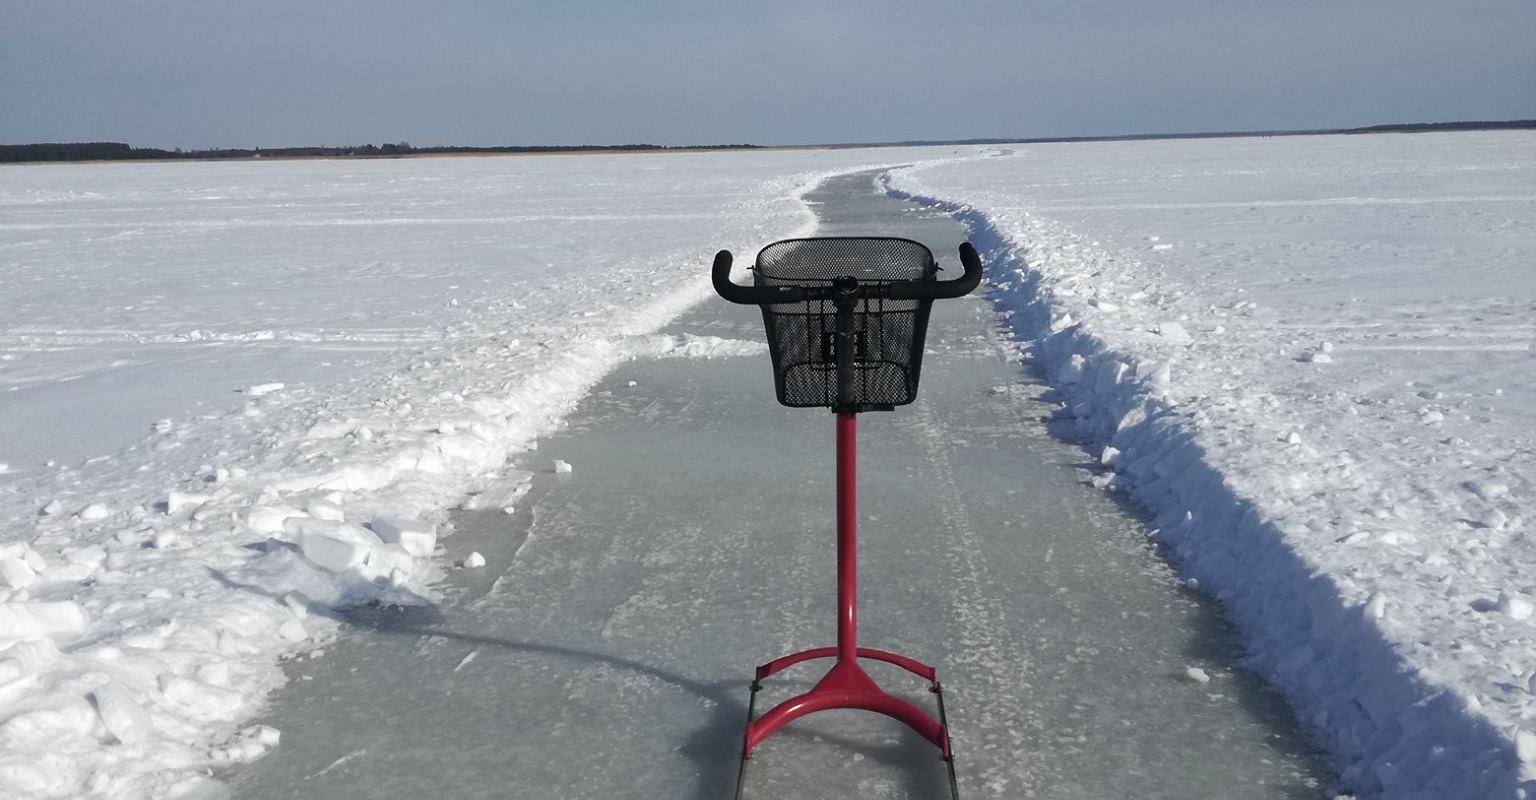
[752, 236, 939, 412]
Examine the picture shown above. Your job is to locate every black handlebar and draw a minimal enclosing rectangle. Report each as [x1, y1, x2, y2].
[712, 242, 984, 306]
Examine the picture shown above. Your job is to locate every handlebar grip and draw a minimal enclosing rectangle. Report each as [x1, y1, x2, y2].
[711, 242, 982, 305]
[711, 249, 807, 305]
[886, 242, 985, 300]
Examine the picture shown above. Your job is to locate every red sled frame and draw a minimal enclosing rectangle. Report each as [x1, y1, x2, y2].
[712, 240, 983, 799]
[742, 412, 953, 760]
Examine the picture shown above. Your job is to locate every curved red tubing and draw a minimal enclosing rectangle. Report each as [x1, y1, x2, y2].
[743, 413, 950, 761]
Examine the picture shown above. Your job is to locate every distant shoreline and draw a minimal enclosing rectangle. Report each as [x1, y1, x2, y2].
[3, 119, 1532, 165]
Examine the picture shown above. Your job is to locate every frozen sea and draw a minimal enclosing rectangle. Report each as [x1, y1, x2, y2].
[0, 132, 1531, 799]
[225, 171, 1331, 799]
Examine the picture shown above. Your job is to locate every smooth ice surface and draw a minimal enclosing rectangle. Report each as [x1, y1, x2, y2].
[891, 131, 1536, 797]
[227, 173, 1328, 799]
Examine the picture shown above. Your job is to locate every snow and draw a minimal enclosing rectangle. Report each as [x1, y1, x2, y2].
[0, 146, 963, 798]
[3, 132, 1529, 798]
[0, 601, 89, 643]
[890, 130, 1536, 799]
[89, 682, 155, 745]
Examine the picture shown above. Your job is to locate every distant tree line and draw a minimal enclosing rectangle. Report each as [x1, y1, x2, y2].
[0, 141, 762, 163]
[3, 120, 1531, 164]
[1343, 120, 1536, 134]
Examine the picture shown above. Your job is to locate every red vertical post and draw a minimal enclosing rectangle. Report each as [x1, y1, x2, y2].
[836, 411, 858, 664]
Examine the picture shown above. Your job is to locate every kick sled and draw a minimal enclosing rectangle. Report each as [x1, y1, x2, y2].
[711, 236, 983, 798]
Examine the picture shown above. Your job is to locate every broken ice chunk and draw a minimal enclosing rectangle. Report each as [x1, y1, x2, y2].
[287, 518, 382, 572]
[282, 591, 310, 619]
[244, 505, 306, 535]
[77, 503, 112, 521]
[1519, 730, 1536, 764]
[306, 499, 346, 522]
[165, 491, 208, 515]
[1478, 508, 1509, 530]
[1466, 481, 1510, 501]
[299, 533, 373, 573]
[0, 601, 89, 642]
[158, 673, 244, 717]
[463, 473, 532, 513]
[244, 383, 285, 397]
[370, 517, 437, 558]
[1056, 354, 1086, 384]
[365, 543, 416, 577]
[1365, 593, 1387, 620]
[462, 551, 486, 569]
[91, 682, 155, 744]
[1151, 322, 1192, 344]
[0, 557, 37, 589]
[63, 545, 107, 571]
[1498, 592, 1533, 620]
[251, 725, 281, 747]
[1183, 667, 1211, 684]
[554, 459, 573, 474]
[277, 619, 308, 642]
[0, 638, 62, 684]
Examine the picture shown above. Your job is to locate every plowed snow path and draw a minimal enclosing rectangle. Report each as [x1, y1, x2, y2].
[228, 172, 1330, 799]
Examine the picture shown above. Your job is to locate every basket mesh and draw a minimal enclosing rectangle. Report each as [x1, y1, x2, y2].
[754, 238, 936, 409]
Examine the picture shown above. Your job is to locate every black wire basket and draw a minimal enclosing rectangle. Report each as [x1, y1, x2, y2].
[753, 237, 938, 410]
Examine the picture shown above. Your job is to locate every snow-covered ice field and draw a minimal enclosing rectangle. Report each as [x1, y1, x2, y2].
[225, 171, 1331, 800]
[0, 131, 1532, 799]
[0, 147, 959, 798]
[892, 130, 1536, 798]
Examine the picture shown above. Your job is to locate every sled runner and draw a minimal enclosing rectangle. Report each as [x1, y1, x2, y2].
[711, 236, 983, 799]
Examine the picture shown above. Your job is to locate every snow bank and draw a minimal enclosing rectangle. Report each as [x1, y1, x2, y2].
[890, 131, 1536, 799]
[0, 147, 967, 798]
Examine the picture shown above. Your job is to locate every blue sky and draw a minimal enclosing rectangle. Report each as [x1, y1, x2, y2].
[2, 0, 1532, 148]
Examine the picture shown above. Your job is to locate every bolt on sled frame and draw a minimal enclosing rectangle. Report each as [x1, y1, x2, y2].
[712, 237, 983, 798]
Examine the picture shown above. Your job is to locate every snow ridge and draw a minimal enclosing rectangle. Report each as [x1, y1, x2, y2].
[886, 161, 1533, 800]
